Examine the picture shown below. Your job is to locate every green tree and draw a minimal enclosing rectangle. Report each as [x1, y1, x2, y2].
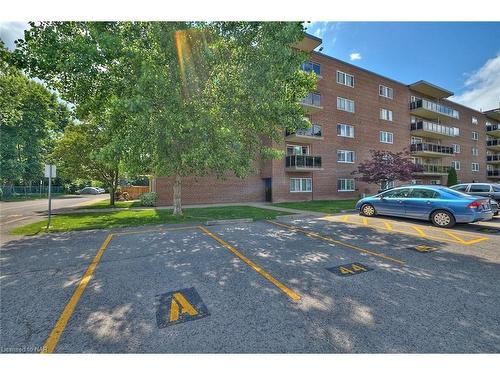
[14, 22, 315, 213]
[447, 167, 458, 186]
[51, 121, 121, 204]
[0, 41, 71, 187]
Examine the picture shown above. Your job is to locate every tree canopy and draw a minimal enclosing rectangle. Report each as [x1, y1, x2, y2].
[13, 22, 316, 211]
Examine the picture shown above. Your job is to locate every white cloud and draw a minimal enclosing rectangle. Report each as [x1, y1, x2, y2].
[350, 52, 362, 61]
[0, 22, 29, 50]
[451, 53, 500, 111]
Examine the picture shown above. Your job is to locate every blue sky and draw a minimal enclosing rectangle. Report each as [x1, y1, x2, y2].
[1, 21, 499, 111]
[305, 22, 500, 111]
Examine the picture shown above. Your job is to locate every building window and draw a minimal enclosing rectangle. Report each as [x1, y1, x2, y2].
[379, 131, 394, 144]
[430, 180, 441, 185]
[301, 61, 321, 75]
[337, 150, 355, 163]
[472, 147, 479, 156]
[337, 97, 355, 113]
[379, 85, 393, 99]
[286, 145, 309, 155]
[338, 179, 355, 192]
[452, 144, 461, 153]
[472, 163, 480, 172]
[472, 116, 478, 125]
[380, 108, 393, 121]
[290, 178, 312, 193]
[411, 137, 423, 144]
[380, 180, 395, 190]
[336, 71, 354, 87]
[472, 131, 479, 140]
[337, 123, 354, 138]
[302, 92, 321, 107]
[451, 161, 461, 170]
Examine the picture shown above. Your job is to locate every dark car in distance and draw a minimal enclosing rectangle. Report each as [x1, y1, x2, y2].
[450, 183, 500, 216]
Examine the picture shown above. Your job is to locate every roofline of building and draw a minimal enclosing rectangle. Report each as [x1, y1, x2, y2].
[303, 32, 323, 43]
[311, 51, 492, 118]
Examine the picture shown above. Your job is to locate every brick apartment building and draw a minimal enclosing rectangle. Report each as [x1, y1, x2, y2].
[152, 33, 500, 205]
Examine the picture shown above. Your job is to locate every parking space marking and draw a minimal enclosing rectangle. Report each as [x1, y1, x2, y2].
[41, 234, 114, 354]
[267, 220, 406, 266]
[198, 226, 301, 301]
[156, 287, 210, 328]
[327, 262, 373, 277]
[113, 226, 198, 236]
[322, 215, 488, 246]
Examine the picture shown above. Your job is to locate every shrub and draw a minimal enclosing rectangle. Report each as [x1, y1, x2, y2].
[447, 167, 458, 186]
[140, 192, 157, 207]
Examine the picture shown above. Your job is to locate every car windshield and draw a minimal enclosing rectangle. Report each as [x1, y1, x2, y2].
[441, 187, 473, 198]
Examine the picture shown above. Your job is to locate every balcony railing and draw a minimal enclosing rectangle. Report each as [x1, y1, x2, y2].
[414, 164, 452, 174]
[486, 124, 499, 132]
[410, 120, 459, 137]
[286, 124, 322, 138]
[487, 139, 500, 147]
[487, 154, 500, 162]
[410, 142, 454, 155]
[285, 155, 322, 170]
[487, 170, 500, 177]
[410, 99, 459, 119]
[301, 92, 321, 107]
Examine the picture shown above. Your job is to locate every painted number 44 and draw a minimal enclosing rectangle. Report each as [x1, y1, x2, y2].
[327, 263, 373, 277]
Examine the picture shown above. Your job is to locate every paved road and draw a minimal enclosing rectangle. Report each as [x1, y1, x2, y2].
[1, 213, 498, 353]
[0, 194, 109, 245]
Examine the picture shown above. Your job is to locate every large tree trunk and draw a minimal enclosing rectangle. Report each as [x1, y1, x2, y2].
[172, 174, 182, 216]
[109, 186, 116, 206]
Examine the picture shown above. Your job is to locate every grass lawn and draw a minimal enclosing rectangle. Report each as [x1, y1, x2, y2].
[272, 199, 358, 214]
[78, 199, 141, 209]
[11, 206, 291, 235]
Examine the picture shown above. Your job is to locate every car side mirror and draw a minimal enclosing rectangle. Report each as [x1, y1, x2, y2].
[379, 196, 385, 200]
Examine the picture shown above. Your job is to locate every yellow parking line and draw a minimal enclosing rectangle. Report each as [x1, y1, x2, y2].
[329, 215, 487, 246]
[341, 215, 349, 222]
[267, 220, 406, 266]
[198, 226, 301, 301]
[362, 217, 368, 225]
[41, 234, 114, 354]
[444, 230, 467, 244]
[411, 226, 427, 237]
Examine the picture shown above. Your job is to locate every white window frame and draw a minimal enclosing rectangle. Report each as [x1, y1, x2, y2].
[338, 179, 355, 192]
[472, 162, 480, 172]
[337, 97, 355, 113]
[290, 178, 312, 193]
[452, 144, 461, 154]
[336, 123, 354, 138]
[472, 147, 479, 156]
[286, 144, 309, 155]
[379, 131, 394, 144]
[379, 85, 393, 99]
[472, 116, 478, 125]
[337, 150, 355, 163]
[472, 131, 479, 141]
[452, 161, 461, 170]
[380, 108, 393, 121]
[336, 70, 354, 87]
[380, 180, 395, 190]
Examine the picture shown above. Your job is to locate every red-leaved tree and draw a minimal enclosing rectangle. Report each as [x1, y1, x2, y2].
[352, 149, 423, 188]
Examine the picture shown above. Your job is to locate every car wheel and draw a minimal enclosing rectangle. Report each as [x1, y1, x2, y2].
[431, 210, 455, 228]
[360, 204, 376, 217]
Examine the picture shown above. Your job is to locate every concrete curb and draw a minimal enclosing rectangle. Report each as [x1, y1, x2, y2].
[205, 218, 254, 226]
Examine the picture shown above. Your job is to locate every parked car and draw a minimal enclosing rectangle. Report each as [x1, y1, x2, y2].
[76, 187, 102, 195]
[355, 185, 493, 228]
[450, 183, 500, 215]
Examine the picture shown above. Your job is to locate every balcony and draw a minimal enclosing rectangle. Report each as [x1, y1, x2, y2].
[292, 33, 322, 52]
[409, 99, 459, 123]
[486, 124, 500, 137]
[285, 124, 323, 142]
[410, 142, 454, 157]
[410, 120, 459, 139]
[285, 155, 323, 171]
[412, 164, 452, 176]
[300, 92, 323, 113]
[487, 154, 500, 165]
[487, 170, 500, 179]
[487, 139, 500, 151]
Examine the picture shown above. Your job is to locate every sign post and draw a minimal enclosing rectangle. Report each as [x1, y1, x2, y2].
[44, 164, 56, 230]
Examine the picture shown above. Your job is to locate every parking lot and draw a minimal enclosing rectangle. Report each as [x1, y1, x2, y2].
[1, 213, 499, 353]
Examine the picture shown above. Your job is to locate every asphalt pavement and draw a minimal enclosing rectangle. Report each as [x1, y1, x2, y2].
[1, 214, 499, 353]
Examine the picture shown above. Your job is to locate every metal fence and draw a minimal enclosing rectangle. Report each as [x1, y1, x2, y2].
[0, 185, 65, 198]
